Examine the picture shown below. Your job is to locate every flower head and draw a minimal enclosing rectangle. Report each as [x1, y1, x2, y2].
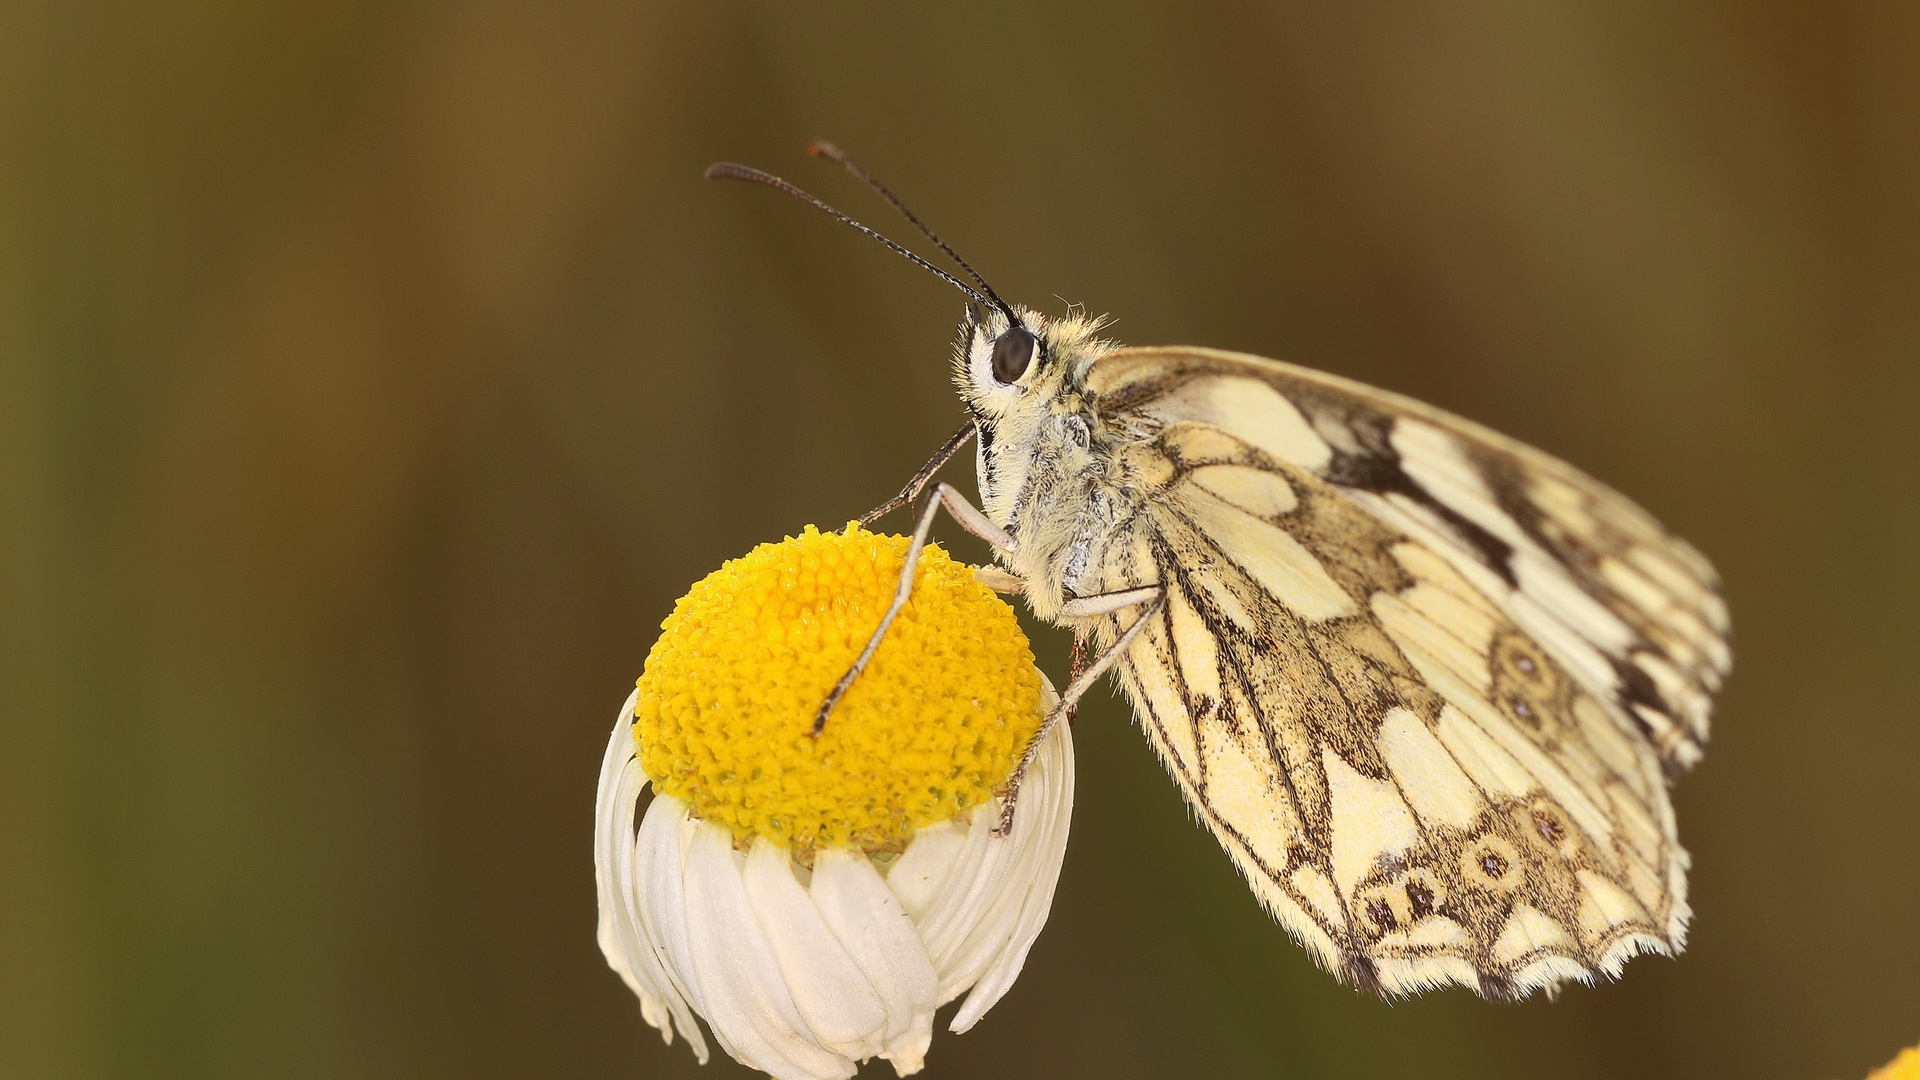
[595, 524, 1071, 1080]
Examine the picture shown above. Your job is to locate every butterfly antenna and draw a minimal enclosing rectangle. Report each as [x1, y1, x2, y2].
[806, 140, 1022, 327]
[705, 162, 991, 308]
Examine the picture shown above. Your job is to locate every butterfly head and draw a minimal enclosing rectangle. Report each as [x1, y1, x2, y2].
[953, 302, 1111, 421]
[955, 302, 1119, 529]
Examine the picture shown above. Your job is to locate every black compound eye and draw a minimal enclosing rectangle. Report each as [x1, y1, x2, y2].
[990, 327, 1036, 384]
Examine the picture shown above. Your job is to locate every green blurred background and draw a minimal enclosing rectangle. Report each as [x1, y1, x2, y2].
[3, 2, 1916, 1078]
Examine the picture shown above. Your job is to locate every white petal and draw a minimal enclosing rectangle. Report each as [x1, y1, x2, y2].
[634, 795, 712, 1024]
[916, 679, 1071, 1004]
[594, 692, 707, 1060]
[951, 718, 1075, 1032]
[811, 848, 939, 1065]
[928, 812, 1031, 1002]
[593, 696, 658, 1002]
[742, 838, 889, 1058]
[884, 821, 967, 922]
[914, 803, 1020, 995]
[881, 1011, 934, 1077]
[941, 728, 1066, 1013]
[681, 823, 857, 1080]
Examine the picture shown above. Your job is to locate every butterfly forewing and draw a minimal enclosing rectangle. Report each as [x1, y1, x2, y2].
[1089, 348, 1728, 772]
[1067, 346, 1727, 998]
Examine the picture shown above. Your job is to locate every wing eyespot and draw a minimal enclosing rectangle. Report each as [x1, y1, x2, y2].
[1460, 835, 1525, 892]
[1353, 883, 1405, 935]
[1404, 867, 1445, 919]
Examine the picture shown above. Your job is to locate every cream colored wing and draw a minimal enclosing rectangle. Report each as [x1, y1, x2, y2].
[1074, 347, 1729, 999]
[1092, 347, 1728, 771]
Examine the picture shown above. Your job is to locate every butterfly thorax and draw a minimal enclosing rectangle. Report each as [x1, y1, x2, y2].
[957, 308, 1154, 624]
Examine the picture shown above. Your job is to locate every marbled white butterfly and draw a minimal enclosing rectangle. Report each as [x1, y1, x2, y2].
[709, 143, 1730, 1000]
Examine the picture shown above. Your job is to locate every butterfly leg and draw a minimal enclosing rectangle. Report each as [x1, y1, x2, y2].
[972, 567, 1025, 594]
[855, 421, 976, 527]
[814, 481, 1017, 736]
[993, 587, 1167, 836]
[1063, 636, 1088, 726]
[925, 480, 1017, 554]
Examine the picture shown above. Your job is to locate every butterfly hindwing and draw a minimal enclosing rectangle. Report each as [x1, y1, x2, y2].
[1068, 347, 1727, 998]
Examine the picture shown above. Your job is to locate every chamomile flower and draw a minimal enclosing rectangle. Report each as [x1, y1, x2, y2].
[594, 524, 1071, 1080]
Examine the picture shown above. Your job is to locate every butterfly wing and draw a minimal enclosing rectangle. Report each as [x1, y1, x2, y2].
[1073, 346, 1729, 998]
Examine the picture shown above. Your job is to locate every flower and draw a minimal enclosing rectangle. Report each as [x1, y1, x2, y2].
[594, 524, 1072, 1080]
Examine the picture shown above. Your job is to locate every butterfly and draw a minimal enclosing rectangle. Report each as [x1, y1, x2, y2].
[709, 143, 1730, 1001]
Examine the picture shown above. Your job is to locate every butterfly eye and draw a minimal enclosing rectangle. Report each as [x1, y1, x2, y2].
[990, 327, 1036, 384]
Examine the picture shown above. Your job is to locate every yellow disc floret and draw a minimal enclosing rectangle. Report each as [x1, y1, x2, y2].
[634, 523, 1043, 854]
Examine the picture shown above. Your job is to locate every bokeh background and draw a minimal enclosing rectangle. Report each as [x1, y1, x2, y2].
[4, 2, 1917, 1078]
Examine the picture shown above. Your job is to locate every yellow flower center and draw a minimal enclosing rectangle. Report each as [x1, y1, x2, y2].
[634, 523, 1043, 854]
